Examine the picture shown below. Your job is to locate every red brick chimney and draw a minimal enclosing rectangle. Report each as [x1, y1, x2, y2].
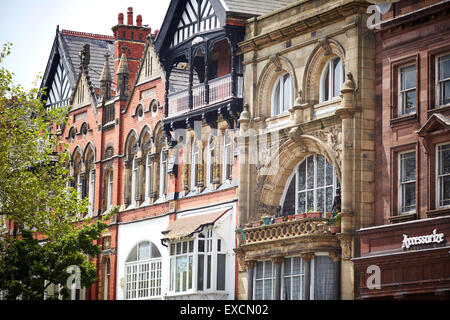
[111, 7, 151, 94]
[127, 7, 133, 25]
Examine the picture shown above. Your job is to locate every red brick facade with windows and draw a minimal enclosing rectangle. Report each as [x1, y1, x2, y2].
[354, 0, 450, 300]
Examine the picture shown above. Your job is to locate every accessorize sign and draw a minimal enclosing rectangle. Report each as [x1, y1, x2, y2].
[401, 229, 445, 249]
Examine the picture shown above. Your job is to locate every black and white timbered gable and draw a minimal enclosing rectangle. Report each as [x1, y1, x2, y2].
[171, 0, 220, 47]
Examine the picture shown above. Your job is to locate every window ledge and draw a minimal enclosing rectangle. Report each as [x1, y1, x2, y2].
[427, 103, 450, 115]
[426, 207, 450, 218]
[102, 122, 115, 131]
[390, 113, 417, 127]
[389, 212, 417, 224]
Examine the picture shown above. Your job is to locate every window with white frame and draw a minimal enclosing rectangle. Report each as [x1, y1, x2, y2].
[160, 150, 168, 195]
[223, 130, 233, 181]
[254, 260, 274, 300]
[145, 152, 152, 201]
[319, 57, 344, 103]
[271, 73, 293, 116]
[437, 143, 450, 207]
[191, 140, 199, 189]
[398, 64, 416, 115]
[125, 241, 162, 299]
[437, 53, 450, 107]
[282, 257, 305, 300]
[107, 170, 113, 211]
[168, 227, 226, 294]
[131, 156, 138, 206]
[398, 151, 416, 213]
[281, 154, 339, 217]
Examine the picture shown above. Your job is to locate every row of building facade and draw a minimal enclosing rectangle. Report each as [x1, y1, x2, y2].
[29, 0, 450, 300]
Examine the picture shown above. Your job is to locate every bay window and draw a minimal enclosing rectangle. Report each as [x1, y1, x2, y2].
[168, 227, 226, 295]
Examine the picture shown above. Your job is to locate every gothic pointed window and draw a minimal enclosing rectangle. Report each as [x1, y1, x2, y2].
[145, 152, 153, 201]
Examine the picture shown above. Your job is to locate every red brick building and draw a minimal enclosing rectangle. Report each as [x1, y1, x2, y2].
[354, 0, 450, 300]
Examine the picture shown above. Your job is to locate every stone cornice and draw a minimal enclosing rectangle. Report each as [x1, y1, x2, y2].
[239, 1, 368, 55]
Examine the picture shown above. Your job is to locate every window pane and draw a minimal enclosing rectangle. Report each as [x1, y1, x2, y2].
[127, 246, 137, 262]
[440, 175, 450, 206]
[256, 261, 264, 279]
[217, 254, 226, 291]
[402, 65, 416, 90]
[307, 191, 314, 211]
[292, 257, 302, 274]
[326, 187, 334, 213]
[188, 256, 193, 289]
[197, 255, 204, 291]
[323, 66, 329, 101]
[307, 157, 314, 189]
[333, 58, 342, 98]
[402, 182, 416, 212]
[403, 90, 416, 113]
[138, 242, 150, 261]
[298, 192, 306, 214]
[283, 74, 292, 112]
[198, 239, 205, 252]
[273, 80, 280, 116]
[207, 255, 212, 289]
[264, 279, 273, 300]
[282, 177, 296, 216]
[439, 145, 450, 175]
[317, 188, 325, 214]
[317, 155, 325, 187]
[441, 80, 450, 105]
[283, 277, 291, 300]
[400, 152, 416, 182]
[298, 161, 306, 191]
[151, 242, 161, 258]
[284, 258, 291, 276]
[439, 54, 450, 80]
[326, 161, 333, 186]
[255, 280, 263, 300]
[264, 261, 273, 278]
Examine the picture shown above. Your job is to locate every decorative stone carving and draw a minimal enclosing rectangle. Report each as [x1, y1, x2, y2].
[337, 234, 352, 261]
[269, 53, 282, 72]
[319, 38, 332, 56]
[310, 125, 343, 165]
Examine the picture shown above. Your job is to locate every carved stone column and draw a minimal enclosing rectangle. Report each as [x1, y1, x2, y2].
[149, 153, 159, 200]
[245, 260, 257, 300]
[123, 159, 131, 207]
[300, 253, 315, 300]
[271, 256, 284, 300]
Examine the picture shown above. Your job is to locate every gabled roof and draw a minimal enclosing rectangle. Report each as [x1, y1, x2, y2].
[417, 113, 450, 136]
[155, 0, 297, 53]
[40, 27, 114, 100]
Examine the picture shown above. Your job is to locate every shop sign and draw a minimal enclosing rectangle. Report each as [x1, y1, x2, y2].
[402, 229, 445, 250]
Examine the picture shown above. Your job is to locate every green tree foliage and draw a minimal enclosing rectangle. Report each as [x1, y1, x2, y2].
[0, 43, 110, 300]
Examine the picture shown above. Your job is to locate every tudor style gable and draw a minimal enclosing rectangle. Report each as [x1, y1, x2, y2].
[171, 0, 220, 48]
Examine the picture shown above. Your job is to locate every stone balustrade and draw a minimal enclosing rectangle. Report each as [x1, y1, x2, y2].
[243, 218, 331, 244]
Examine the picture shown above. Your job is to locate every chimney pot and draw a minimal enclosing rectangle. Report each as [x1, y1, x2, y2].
[136, 15, 142, 27]
[118, 13, 124, 25]
[127, 7, 133, 25]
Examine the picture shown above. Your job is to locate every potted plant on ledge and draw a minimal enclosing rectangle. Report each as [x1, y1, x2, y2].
[261, 215, 272, 226]
[328, 212, 341, 234]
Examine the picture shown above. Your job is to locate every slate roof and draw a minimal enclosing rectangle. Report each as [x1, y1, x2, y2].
[59, 29, 114, 90]
[221, 0, 299, 16]
[40, 27, 115, 99]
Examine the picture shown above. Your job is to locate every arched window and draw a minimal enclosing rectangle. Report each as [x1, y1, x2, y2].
[145, 152, 152, 201]
[271, 73, 293, 116]
[106, 170, 113, 211]
[131, 155, 138, 206]
[125, 241, 162, 299]
[319, 57, 344, 103]
[281, 154, 339, 217]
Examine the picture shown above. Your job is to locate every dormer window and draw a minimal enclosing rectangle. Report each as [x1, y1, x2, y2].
[271, 73, 292, 116]
[319, 57, 343, 103]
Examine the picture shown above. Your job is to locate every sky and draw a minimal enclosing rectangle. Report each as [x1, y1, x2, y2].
[0, 0, 171, 91]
